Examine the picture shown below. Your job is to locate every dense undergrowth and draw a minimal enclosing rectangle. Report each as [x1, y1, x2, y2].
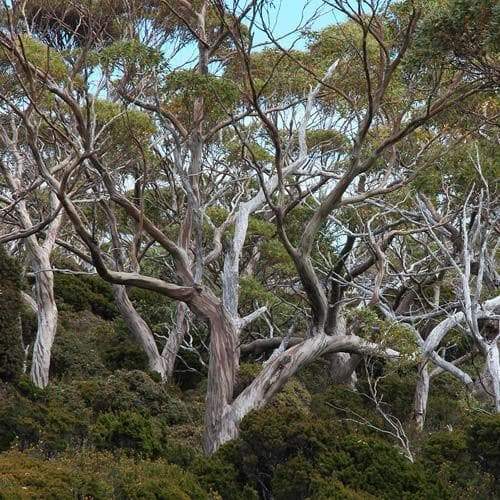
[0, 270, 499, 499]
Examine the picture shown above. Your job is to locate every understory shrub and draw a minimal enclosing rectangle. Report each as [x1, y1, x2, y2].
[0, 247, 24, 383]
[0, 451, 209, 499]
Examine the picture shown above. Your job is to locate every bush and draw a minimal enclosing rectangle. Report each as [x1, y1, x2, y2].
[215, 376, 483, 499]
[0, 381, 91, 455]
[0, 246, 24, 382]
[77, 370, 190, 422]
[92, 410, 164, 457]
[467, 414, 500, 483]
[420, 430, 494, 497]
[50, 311, 112, 379]
[54, 273, 116, 320]
[0, 370, 192, 458]
[0, 451, 210, 499]
[100, 320, 149, 372]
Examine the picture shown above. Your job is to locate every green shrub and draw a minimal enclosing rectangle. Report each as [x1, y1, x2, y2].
[100, 320, 149, 372]
[77, 370, 190, 422]
[50, 311, 111, 379]
[271, 454, 314, 500]
[0, 381, 91, 455]
[54, 273, 116, 320]
[92, 410, 164, 457]
[0, 247, 24, 382]
[192, 448, 258, 500]
[0, 451, 77, 499]
[420, 431, 494, 497]
[0, 451, 210, 499]
[220, 379, 480, 499]
[467, 414, 500, 482]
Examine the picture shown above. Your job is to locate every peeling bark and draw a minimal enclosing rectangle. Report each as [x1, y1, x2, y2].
[203, 306, 239, 454]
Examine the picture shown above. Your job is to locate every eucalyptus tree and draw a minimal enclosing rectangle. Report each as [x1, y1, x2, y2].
[227, 0, 499, 420]
[0, 0, 497, 453]
[0, 36, 71, 387]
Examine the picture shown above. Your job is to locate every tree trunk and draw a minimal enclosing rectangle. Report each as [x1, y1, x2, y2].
[162, 302, 189, 379]
[206, 333, 399, 453]
[413, 361, 430, 431]
[327, 310, 358, 387]
[203, 306, 239, 454]
[485, 340, 500, 412]
[112, 284, 169, 379]
[30, 251, 58, 388]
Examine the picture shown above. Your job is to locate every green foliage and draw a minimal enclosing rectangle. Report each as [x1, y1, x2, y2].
[0, 247, 24, 383]
[234, 362, 261, 398]
[93, 100, 157, 144]
[228, 48, 313, 103]
[54, 274, 116, 320]
[420, 430, 495, 497]
[97, 39, 162, 70]
[0, 451, 210, 499]
[467, 414, 500, 483]
[306, 128, 349, 153]
[348, 307, 420, 363]
[418, 0, 499, 62]
[164, 70, 240, 125]
[219, 393, 459, 499]
[239, 276, 274, 308]
[0, 370, 191, 457]
[15, 35, 67, 81]
[50, 311, 111, 379]
[100, 321, 149, 372]
[92, 410, 163, 457]
[77, 370, 189, 422]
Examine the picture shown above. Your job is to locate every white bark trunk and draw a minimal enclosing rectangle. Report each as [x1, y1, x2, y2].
[112, 284, 169, 379]
[162, 302, 189, 379]
[206, 333, 399, 453]
[485, 340, 500, 412]
[413, 361, 430, 431]
[327, 312, 358, 387]
[30, 251, 58, 388]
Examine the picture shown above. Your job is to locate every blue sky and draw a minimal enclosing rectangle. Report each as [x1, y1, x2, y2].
[168, 1, 343, 68]
[251, 0, 341, 48]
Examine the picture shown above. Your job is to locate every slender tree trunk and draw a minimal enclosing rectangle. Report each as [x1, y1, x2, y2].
[162, 302, 189, 379]
[413, 361, 430, 431]
[112, 284, 169, 379]
[30, 251, 58, 388]
[485, 340, 500, 412]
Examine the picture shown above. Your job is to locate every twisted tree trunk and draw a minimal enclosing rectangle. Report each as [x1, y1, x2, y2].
[30, 249, 58, 388]
[203, 305, 239, 454]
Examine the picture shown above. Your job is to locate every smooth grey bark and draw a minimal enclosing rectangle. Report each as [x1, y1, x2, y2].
[0, 142, 63, 388]
[413, 361, 430, 431]
[162, 302, 190, 379]
[206, 333, 400, 452]
[485, 340, 500, 412]
[112, 284, 169, 379]
[30, 249, 58, 388]
[327, 311, 359, 387]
